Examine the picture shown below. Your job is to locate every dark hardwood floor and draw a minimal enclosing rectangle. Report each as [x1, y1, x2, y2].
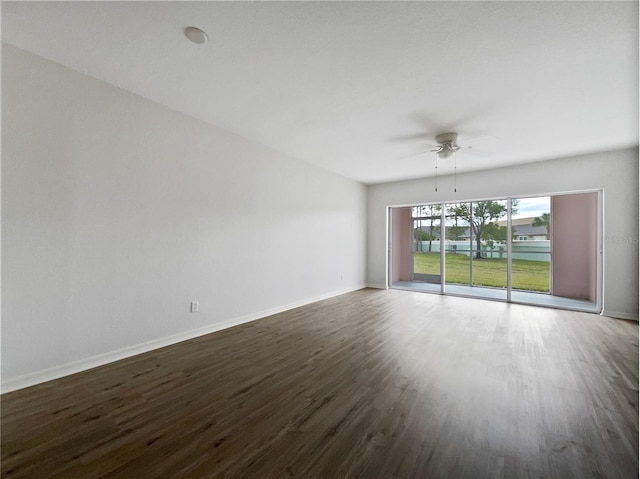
[2, 288, 638, 478]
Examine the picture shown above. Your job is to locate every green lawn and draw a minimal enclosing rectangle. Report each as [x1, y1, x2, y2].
[414, 253, 550, 292]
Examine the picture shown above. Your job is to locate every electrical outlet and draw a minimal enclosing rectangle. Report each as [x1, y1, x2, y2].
[190, 301, 199, 313]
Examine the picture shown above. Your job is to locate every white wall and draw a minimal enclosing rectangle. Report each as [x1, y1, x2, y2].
[367, 148, 639, 320]
[1, 45, 367, 391]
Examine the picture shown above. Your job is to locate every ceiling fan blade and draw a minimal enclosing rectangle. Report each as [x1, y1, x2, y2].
[398, 149, 436, 160]
[390, 133, 432, 143]
[467, 135, 499, 148]
[460, 146, 490, 157]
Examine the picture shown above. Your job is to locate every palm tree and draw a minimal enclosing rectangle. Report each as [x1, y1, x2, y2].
[532, 213, 550, 238]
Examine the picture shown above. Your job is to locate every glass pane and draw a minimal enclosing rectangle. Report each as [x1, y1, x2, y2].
[412, 205, 441, 284]
[470, 200, 508, 294]
[510, 197, 551, 293]
[443, 202, 471, 286]
[442, 201, 507, 299]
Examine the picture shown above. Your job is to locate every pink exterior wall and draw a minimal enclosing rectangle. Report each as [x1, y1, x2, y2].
[551, 193, 598, 300]
[586, 193, 598, 302]
[390, 207, 412, 283]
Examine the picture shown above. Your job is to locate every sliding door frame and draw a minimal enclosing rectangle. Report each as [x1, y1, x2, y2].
[387, 188, 603, 313]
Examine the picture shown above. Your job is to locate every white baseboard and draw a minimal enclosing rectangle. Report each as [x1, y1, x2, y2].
[601, 310, 639, 321]
[1, 285, 366, 394]
[366, 283, 387, 289]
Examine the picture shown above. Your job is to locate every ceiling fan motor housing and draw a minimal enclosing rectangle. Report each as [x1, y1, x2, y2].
[435, 132, 459, 146]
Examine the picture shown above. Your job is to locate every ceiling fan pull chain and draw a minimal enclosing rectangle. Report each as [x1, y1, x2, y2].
[435, 157, 438, 192]
[454, 151, 457, 193]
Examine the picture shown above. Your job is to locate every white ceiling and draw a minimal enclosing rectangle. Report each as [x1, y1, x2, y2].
[2, 1, 638, 184]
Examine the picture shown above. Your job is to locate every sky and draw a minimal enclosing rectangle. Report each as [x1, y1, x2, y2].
[413, 196, 550, 226]
[512, 196, 550, 220]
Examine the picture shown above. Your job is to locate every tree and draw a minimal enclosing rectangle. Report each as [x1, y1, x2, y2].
[426, 204, 441, 252]
[414, 228, 425, 251]
[413, 206, 425, 252]
[447, 225, 466, 241]
[413, 205, 440, 253]
[446, 204, 467, 242]
[456, 200, 517, 258]
[414, 230, 433, 241]
[532, 212, 550, 237]
[482, 222, 508, 249]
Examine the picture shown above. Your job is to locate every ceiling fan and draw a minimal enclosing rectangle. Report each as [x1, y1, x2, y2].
[429, 132, 465, 160]
[400, 132, 468, 192]
[399, 132, 469, 159]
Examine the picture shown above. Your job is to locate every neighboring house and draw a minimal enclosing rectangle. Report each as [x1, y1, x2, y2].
[414, 216, 549, 243]
[510, 224, 549, 241]
[414, 225, 442, 240]
[497, 217, 549, 240]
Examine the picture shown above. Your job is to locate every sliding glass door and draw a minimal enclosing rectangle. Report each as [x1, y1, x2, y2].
[388, 191, 601, 313]
[510, 196, 551, 294]
[442, 203, 471, 289]
[441, 201, 508, 300]
[412, 205, 441, 286]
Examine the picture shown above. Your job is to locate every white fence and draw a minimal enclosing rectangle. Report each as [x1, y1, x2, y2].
[414, 240, 550, 262]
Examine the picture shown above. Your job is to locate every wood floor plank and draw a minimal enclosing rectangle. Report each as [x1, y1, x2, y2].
[1, 289, 638, 478]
